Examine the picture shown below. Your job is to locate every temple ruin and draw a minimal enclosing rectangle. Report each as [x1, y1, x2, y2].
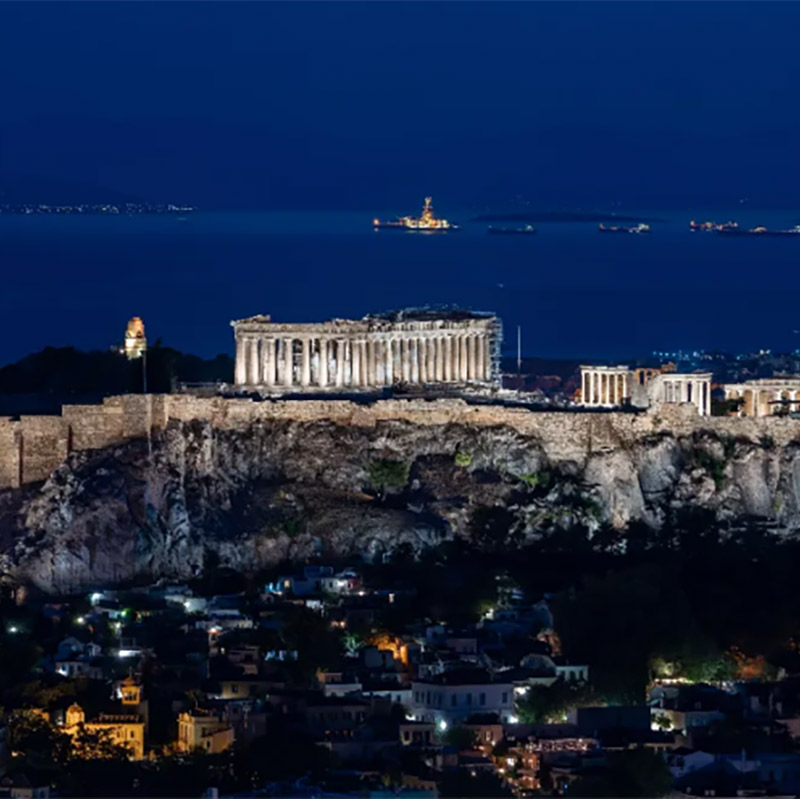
[579, 364, 712, 416]
[723, 378, 800, 417]
[231, 309, 502, 392]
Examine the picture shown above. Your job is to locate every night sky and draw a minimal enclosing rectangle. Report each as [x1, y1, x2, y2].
[2, 1, 800, 210]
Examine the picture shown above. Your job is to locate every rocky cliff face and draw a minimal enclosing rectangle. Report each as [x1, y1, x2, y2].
[2, 416, 800, 594]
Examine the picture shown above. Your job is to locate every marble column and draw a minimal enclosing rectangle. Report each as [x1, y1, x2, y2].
[301, 339, 311, 387]
[434, 337, 444, 381]
[476, 336, 485, 380]
[235, 338, 247, 385]
[336, 340, 345, 387]
[384, 339, 393, 385]
[443, 337, 452, 381]
[418, 338, 427, 384]
[410, 338, 420, 384]
[248, 337, 260, 385]
[351, 339, 361, 387]
[467, 336, 476, 380]
[283, 338, 293, 387]
[319, 338, 328, 387]
[367, 341, 376, 386]
[263, 338, 275, 387]
[426, 338, 436, 382]
[459, 335, 468, 380]
[400, 338, 410, 383]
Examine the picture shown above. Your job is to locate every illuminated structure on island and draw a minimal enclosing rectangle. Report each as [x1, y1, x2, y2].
[579, 364, 712, 416]
[231, 309, 501, 392]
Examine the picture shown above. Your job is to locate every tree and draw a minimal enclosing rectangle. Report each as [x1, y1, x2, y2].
[442, 725, 477, 750]
[517, 680, 603, 724]
[368, 459, 410, 497]
[567, 749, 673, 798]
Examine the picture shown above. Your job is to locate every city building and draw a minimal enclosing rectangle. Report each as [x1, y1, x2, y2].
[409, 669, 515, 726]
[176, 709, 235, 754]
[62, 702, 145, 760]
[231, 308, 501, 392]
[579, 364, 712, 416]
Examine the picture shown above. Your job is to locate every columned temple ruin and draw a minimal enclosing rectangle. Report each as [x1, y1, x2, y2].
[231, 309, 501, 392]
[723, 378, 800, 417]
[580, 364, 712, 416]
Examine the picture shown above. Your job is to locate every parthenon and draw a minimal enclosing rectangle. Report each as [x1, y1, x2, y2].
[231, 309, 501, 392]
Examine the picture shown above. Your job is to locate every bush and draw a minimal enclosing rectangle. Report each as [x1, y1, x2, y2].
[368, 459, 410, 493]
[454, 451, 473, 468]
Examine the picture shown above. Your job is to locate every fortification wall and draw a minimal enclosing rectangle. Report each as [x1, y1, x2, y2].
[1, 393, 799, 491]
[0, 418, 21, 490]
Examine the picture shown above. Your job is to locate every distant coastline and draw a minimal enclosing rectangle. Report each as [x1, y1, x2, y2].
[470, 211, 661, 223]
[0, 202, 196, 215]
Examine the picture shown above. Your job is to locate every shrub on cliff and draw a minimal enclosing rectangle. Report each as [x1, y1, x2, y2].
[368, 459, 410, 496]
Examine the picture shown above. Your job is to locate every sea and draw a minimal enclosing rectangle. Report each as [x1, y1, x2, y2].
[1, 208, 799, 366]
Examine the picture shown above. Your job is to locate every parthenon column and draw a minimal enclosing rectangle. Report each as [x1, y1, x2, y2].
[467, 336, 477, 380]
[350, 339, 361, 386]
[235, 338, 247, 385]
[366, 341, 376, 386]
[248, 337, 260, 385]
[443, 337, 453, 381]
[383, 340, 392, 385]
[263, 338, 275, 387]
[283, 338, 293, 387]
[410, 338, 419, 383]
[318, 338, 328, 387]
[459, 335, 468, 380]
[426, 338, 435, 382]
[336, 340, 345, 387]
[418, 338, 427, 384]
[435, 337, 444, 381]
[399, 339, 409, 382]
[476, 336, 485, 380]
[301, 339, 311, 387]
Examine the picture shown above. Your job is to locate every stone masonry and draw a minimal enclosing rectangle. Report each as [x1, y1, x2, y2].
[2, 392, 798, 491]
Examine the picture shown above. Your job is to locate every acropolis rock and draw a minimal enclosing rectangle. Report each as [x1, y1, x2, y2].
[2, 395, 800, 594]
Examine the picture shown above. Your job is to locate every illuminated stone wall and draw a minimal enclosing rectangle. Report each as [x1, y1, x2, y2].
[1, 394, 800, 491]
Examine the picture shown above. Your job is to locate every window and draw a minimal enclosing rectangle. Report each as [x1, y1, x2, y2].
[231, 684, 239, 694]
[451, 694, 457, 707]
[130, 730, 136, 739]
[466, 693, 472, 706]
[502, 692, 508, 704]
[480, 693, 486, 706]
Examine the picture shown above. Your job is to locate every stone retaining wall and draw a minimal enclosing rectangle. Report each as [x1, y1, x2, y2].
[1, 394, 798, 490]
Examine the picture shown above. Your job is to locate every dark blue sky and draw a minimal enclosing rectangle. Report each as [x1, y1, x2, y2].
[2, 1, 800, 210]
